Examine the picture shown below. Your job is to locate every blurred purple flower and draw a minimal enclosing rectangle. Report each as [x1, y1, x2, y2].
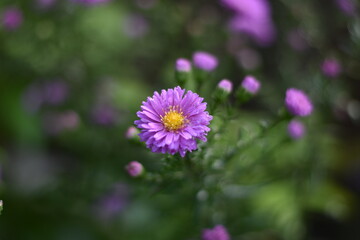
[218, 79, 233, 93]
[95, 183, 129, 221]
[285, 88, 313, 117]
[70, 0, 111, 5]
[222, 0, 276, 46]
[202, 225, 230, 240]
[43, 81, 68, 105]
[123, 14, 149, 39]
[335, 0, 357, 16]
[221, 0, 271, 20]
[228, 15, 276, 46]
[91, 104, 118, 126]
[321, 58, 342, 78]
[241, 75, 261, 94]
[176, 58, 192, 72]
[1, 7, 23, 31]
[43, 110, 79, 135]
[193, 51, 218, 72]
[22, 80, 68, 113]
[36, 0, 57, 9]
[287, 120, 306, 139]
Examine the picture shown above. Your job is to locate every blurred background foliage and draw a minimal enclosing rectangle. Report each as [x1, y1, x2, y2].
[0, 0, 360, 239]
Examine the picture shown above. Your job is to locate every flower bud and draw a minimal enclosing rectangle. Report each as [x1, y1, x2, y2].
[193, 51, 218, 72]
[241, 75, 261, 94]
[237, 75, 261, 103]
[175, 58, 192, 87]
[287, 120, 306, 139]
[213, 79, 233, 104]
[125, 126, 139, 139]
[217, 79, 233, 93]
[285, 88, 313, 117]
[125, 161, 144, 177]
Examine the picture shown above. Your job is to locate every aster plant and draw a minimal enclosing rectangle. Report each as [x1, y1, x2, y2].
[130, 53, 318, 239]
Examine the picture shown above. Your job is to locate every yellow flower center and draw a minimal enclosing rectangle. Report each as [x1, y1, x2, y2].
[161, 107, 186, 131]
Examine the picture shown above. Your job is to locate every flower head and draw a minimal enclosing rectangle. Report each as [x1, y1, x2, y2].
[241, 75, 261, 94]
[135, 86, 212, 157]
[2, 7, 23, 31]
[218, 79, 233, 93]
[321, 58, 342, 78]
[176, 58, 192, 72]
[287, 120, 306, 139]
[125, 161, 144, 177]
[202, 225, 230, 240]
[193, 51, 218, 72]
[285, 88, 313, 117]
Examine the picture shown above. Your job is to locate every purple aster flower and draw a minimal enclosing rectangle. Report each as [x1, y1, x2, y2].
[285, 88, 313, 117]
[228, 15, 276, 46]
[218, 79, 233, 93]
[193, 51, 218, 72]
[2, 7, 23, 31]
[321, 58, 342, 78]
[287, 120, 306, 140]
[123, 14, 149, 39]
[125, 161, 144, 177]
[135, 86, 212, 157]
[241, 75, 261, 94]
[335, 0, 357, 16]
[202, 225, 230, 240]
[176, 58, 192, 72]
